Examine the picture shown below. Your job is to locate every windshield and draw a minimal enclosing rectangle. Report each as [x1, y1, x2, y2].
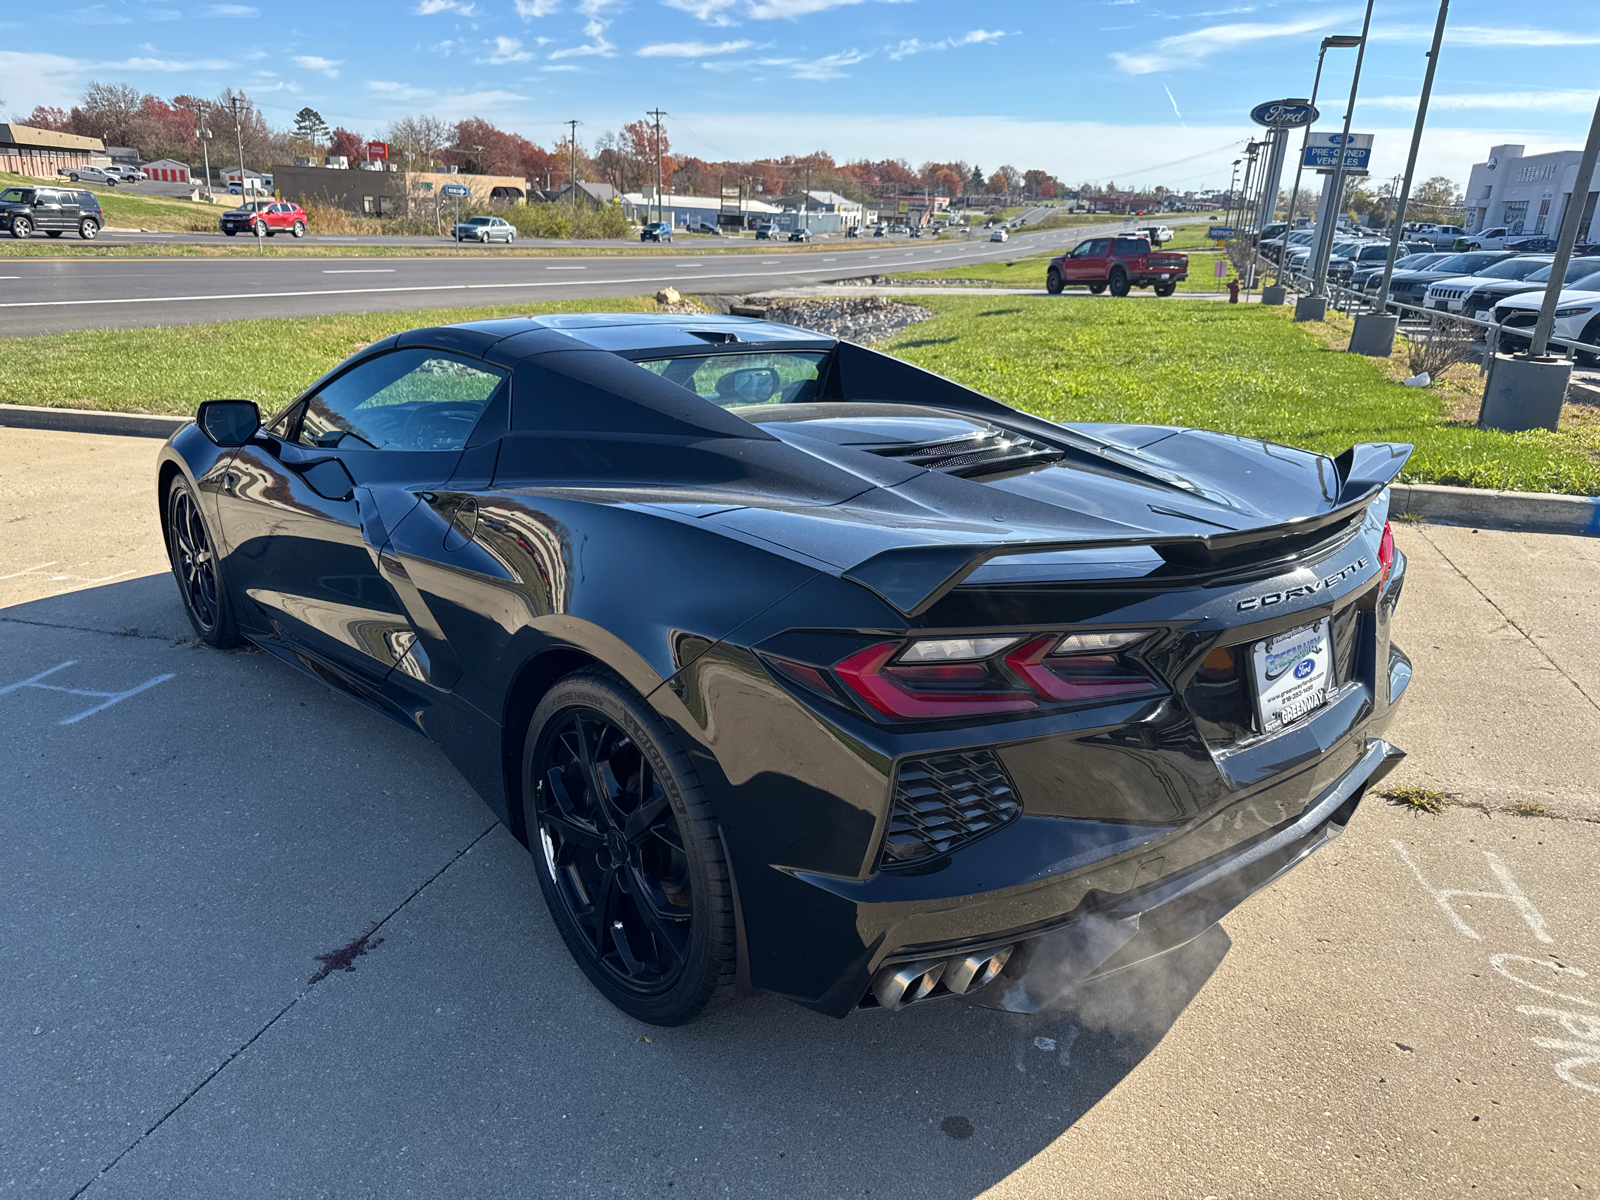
[1525, 258, 1600, 284]
[0, 188, 37, 204]
[1477, 257, 1550, 280]
[639, 351, 827, 408]
[1433, 252, 1507, 273]
[464, 216, 491, 224]
[1568, 271, 1600, 291]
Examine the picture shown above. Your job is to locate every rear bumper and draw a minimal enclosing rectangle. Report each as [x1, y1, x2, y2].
[979, 735, 1403, 1012]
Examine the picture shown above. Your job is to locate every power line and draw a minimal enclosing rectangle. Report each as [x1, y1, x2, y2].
[1085, 138, 1250, 185]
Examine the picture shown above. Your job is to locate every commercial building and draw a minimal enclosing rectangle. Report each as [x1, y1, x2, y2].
[773, 190, 865, 230]
[1464, 144, 1600, 241]
[622, 190, 782, 229]
[0, 124, 106, 179]
[269, 164, 528, 216]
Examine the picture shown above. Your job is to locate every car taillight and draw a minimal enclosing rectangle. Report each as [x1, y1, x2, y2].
[1377, 520, 1396, 590]
[1003, 636, 1161, 702]
[834, 642, 1037, 719]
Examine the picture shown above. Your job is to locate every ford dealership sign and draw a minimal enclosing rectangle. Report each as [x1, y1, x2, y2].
[1251, 100, 1318, 128]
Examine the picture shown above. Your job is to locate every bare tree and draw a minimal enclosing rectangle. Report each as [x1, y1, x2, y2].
[70, 82, 146, 146]
[207, 89, 273, 171]
[997, 163, 1022, 199]
[387, 114, 451, 171]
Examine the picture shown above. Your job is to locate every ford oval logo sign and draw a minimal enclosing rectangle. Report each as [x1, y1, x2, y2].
[1251, 100, 1318, 128]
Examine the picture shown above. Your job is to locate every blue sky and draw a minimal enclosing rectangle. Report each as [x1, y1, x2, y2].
[3, 0, 1597, 189]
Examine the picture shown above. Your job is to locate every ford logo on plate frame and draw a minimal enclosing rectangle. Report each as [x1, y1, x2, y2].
[1251, 100, 1318, 128]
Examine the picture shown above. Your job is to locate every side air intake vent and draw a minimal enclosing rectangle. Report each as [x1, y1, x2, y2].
[880, 750, 1021, 871]
[866, 426, 1063, 479]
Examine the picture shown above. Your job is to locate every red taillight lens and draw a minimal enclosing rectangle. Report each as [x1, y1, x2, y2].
[1377, 521, 1396, 591]
[1004, 636, 1162, 702]
[834, 642, 1037, 719]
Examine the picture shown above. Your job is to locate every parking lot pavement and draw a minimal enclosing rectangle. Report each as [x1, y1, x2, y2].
[4, 431, 1599, 1198]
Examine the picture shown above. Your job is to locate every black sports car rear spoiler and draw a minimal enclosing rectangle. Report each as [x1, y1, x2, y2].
[843, 442, 1410, 617]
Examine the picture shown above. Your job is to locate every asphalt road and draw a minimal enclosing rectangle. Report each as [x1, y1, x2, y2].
[0, 218, 1201, 337]
[4, 426, 1598, 1199]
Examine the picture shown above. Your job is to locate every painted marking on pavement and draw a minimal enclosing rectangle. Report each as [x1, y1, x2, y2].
[0, 660, 175, 725]
[544, 266, 585, 270]
[1393, 840, 1598, 1096]
[322, 269, 396, 274]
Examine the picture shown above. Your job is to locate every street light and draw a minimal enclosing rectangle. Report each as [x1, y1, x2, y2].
[1309, 1, 1377, 303]
[1281, 34, 1361, 273]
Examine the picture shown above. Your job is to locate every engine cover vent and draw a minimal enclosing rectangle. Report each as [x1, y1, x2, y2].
[866, 426, 1064, 478]
[880, 750, 1022, 871]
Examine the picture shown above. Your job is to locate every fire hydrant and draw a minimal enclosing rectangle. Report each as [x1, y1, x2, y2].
[1227, 278, 1241, 304]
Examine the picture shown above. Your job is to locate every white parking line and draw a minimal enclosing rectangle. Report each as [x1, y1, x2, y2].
[545, 266, 585, 270]
[322, 269, 396, 274]
[0, 276, 19, 280]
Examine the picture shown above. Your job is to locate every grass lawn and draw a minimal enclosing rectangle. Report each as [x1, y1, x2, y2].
[880, 295, 1600, 496]
[3, 292, 1593, 495]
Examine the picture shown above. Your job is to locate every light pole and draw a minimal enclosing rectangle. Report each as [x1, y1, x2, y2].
[1226, 159, 1241, 233]
[1282, 34, 1362, 273]
[1309, 0, 1376, 303]
[229, 95, 248, 199]
[1352, 0, 1451, 354]
[195, 122, 213, 198]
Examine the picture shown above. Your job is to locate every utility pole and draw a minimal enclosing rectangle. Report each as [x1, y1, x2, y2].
[803, 162, 812, 236]
[195, 119, 213, 197]
[565, 118, 580, 205]
[646, 108, 667, 227]
[229, 95, 248, 198]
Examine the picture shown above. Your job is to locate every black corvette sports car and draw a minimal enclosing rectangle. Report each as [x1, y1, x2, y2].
[158, 312, 1414, 1025]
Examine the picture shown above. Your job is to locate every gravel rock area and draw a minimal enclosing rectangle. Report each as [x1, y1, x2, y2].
[753, 295, 935, 344]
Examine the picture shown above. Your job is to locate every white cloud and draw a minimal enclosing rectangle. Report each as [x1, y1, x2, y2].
[480, 36, 534, 63]
[748, 0, 893, 17]
[515, 0, 559, 12]
[145, 8, 182, 17]
[1112, 13, 1348, 73]
[663, 0, 736, 21]
[363, 80, 528, 121]
[201, 3, 259, 15]
[888, 28, 1005, 59]
[1369, 23, 1600, 47]
[637, 39, 752, 55]
[112, 56, 233, 69]
[293, 54, 342, 77]
[415, 0, 477, 13]
[757, 47, 866, 79]
[543, 63, 581, 71]
[549, 18, 616, 56]
[1366, 88, 1600, 113]
[70, 6, 132, 24]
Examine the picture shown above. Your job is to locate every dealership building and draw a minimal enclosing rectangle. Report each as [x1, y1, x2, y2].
[1464, 144, 1600, 241]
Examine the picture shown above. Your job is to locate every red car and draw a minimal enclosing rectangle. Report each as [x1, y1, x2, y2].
[220, 200, 308, 238]
[1047, 235, 1188, 297]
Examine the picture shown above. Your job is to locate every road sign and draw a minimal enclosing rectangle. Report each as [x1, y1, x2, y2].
[1250, 100, 1318, 128]
[1208, 225, 1236, 239]
[367, 141, 389, 160]
[441, 183, 471, 198]
[1302, 133, 1373, 171]
[1214, 259, 1228, 278]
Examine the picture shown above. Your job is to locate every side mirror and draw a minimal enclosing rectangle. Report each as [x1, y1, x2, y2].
[197, 399, 260, 447]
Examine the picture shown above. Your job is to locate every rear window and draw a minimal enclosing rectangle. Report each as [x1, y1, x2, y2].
[638, 351, 827, 409]
[1113, 238, 1151, 254]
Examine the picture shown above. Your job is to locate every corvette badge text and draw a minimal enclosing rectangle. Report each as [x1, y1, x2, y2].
[1237, 557, 1369, 612]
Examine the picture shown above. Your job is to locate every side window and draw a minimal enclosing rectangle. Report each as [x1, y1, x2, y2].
[295, 349, 506, 452]
[1091, 239, 1112, 255]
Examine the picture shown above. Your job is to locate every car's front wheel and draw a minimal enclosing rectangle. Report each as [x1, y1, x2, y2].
[10, 216, 31, 240]
[1046, 267, 1064, 295]
[1108, 269, 1131, 297]
[521, 669, 736, 1026]
[165, 476, 242, 647]
[79, 218, 99, 240]
[1578, 315, 1600, 368]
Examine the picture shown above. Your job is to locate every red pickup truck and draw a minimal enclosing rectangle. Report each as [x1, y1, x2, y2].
[1046, 235, 1188, 297]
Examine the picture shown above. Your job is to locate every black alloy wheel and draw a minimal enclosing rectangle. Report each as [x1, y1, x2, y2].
[165, 477, 241, 647]
[1154, 283, 1176, 297]
[523, 670, 735, 1025]
[79, 218, 98, 240]
[1046, 267, 1064, 295]
[1579, 316, 1600, 368]
[1108, 269, 1131, 297]
[10, 216, 31, 240]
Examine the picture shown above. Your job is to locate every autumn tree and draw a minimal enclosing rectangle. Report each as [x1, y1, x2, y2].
[24, 106, 70, 131]
[328, 127, 365, 164]
[69, 82, 145, 146]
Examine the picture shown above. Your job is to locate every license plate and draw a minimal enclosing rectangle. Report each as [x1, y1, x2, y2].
[1434, 300, 1449, 311]
[1159, 273, 1171, 280]
[1251, 618, 1331, 733]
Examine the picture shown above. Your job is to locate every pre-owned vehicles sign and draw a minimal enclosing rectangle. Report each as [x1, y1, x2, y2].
[1302, 132, 1373, 171]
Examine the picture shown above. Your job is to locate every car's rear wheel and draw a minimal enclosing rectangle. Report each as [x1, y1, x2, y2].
[165, 476, 242, 648]
[1108, 269, 1131, 297]
[10, 216, 31, 240]
[291, 221, 305, 238]
[1045, 267, 1064, 295]
[79, 218, 99, 240]
[521, 669, 736, 1026]
[1088, 282, 1106, 295]
[68, 173, 80, 182]
[1154, 283, 1176, 297]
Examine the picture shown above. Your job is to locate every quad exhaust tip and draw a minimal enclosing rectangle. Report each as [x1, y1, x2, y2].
[871, 945, 1014, 1010]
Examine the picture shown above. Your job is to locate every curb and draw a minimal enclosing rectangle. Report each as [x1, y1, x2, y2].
[1393, 482, 1600, 537]
[0, 403, 188, 439]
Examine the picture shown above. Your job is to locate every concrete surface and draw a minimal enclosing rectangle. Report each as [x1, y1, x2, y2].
[3, 428, 1598, 1199]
